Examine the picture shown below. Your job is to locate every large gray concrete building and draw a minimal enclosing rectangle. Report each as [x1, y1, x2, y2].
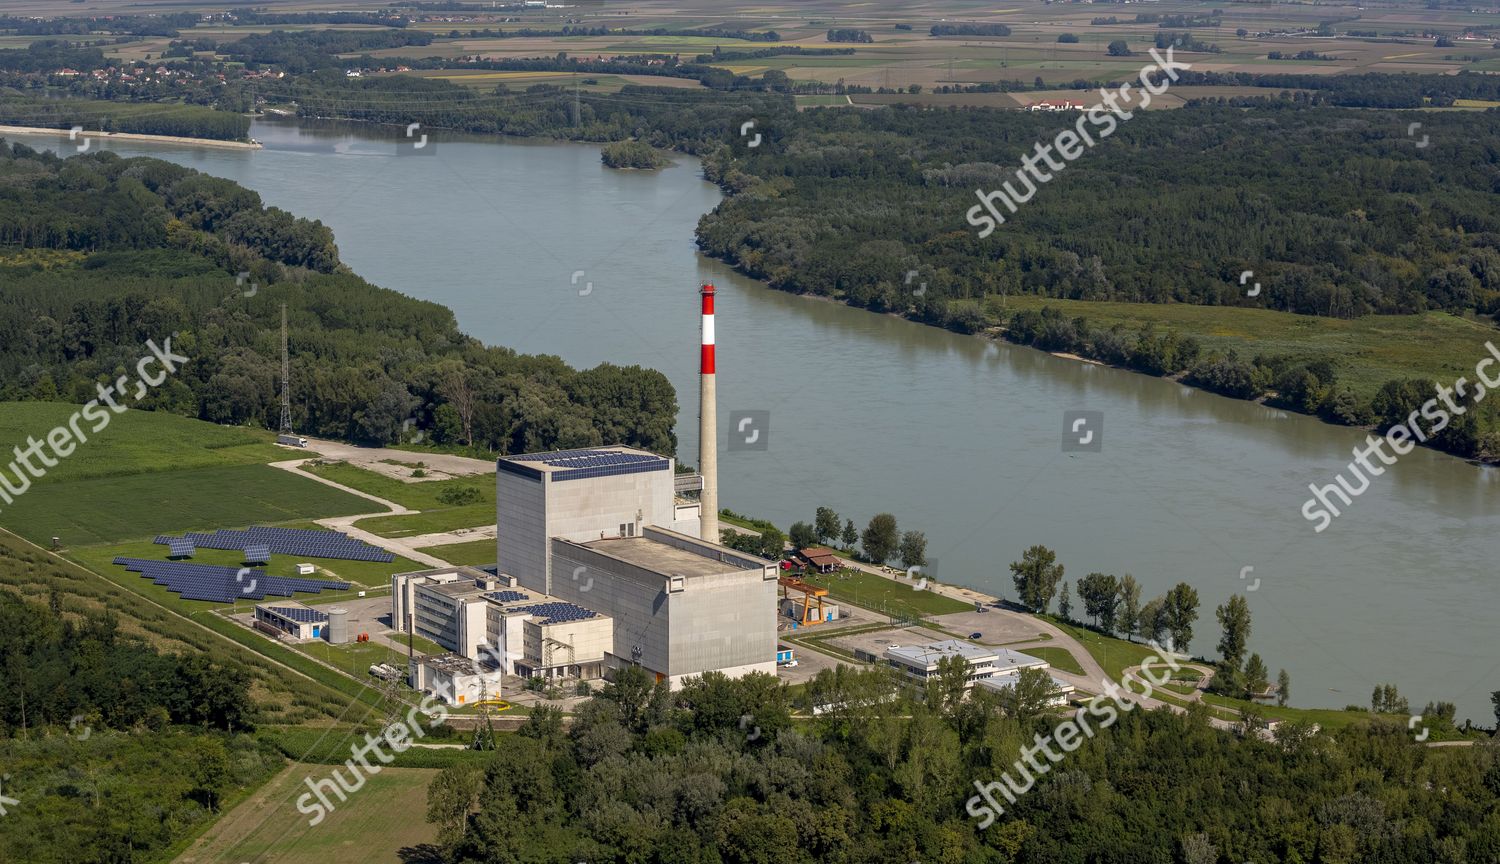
[549, 526, 778, 685]
[495, 447, 701, 592]
[393, 446, 777, 688]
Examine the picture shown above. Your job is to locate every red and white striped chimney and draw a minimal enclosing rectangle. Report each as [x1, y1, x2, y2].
[698, 283, 719, 543]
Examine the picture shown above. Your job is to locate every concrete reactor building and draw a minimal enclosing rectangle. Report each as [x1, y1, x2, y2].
[392, 284, 779, 688]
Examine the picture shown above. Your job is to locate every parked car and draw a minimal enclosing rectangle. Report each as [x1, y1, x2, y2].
[969, 632, 983, 640]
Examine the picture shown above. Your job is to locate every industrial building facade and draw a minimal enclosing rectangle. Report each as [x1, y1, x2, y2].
[392, 445, 777, 688]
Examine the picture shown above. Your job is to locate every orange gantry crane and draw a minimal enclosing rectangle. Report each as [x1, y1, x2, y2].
[779, 576, 829, 626]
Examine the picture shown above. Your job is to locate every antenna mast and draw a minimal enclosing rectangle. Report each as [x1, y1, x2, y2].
[279, 303, 293, 435]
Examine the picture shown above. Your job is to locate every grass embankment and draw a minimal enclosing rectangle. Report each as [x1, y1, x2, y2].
[1021, 645, 1086, 675]
[0, 530, 366, 724]
[1001, 297, 1498, 400]
[301, 461, 494, 538]
[800, 567, 972, 619]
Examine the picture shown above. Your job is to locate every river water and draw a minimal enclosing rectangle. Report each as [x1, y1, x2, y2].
[17, 120, 1498, 721]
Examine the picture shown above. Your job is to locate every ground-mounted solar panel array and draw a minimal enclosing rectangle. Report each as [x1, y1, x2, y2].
[510, 601, 599, 625]
[113, 558, 351, 604]
[153, 526, 394, 563]
[167, 538, 196, 558]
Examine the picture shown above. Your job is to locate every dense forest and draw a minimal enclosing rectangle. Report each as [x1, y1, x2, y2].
[0, 141, 679, 453]
[0, 591, 276, 861]
[426, 666, 1500, 864]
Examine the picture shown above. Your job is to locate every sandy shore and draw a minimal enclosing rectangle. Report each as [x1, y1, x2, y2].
[0, 125, 261, 150]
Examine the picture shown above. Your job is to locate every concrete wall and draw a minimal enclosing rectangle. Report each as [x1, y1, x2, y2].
[549, 540, 673, 676]
[497, 459, 678, 595]
[669, 568, 778, 679]
[549, 538, 777, 683]
[497, 469, 547, 592]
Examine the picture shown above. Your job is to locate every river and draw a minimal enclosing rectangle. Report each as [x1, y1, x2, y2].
[15, 119, 1498, 722]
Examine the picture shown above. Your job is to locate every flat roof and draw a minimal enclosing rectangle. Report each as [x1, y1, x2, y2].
[976, 672, 1075, 693]
[498, 446, 669, 482]
[422, 652, 479, 676]
[992, 648, 1050, 670]
[580, 535, 742, 578]
[886, 639, 997, 666]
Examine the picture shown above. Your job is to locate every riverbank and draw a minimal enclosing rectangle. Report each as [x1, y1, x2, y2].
[0, 125, 261, 150]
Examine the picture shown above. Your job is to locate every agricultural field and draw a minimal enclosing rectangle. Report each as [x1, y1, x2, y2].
[0, 405, 376, 546]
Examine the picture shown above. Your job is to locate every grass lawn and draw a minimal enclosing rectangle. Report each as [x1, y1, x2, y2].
[422, 538, 497, 566]
[302, 461, 494, 537]
[71, 540, 423, 596]
[173, 763, 442, 864]
[296, 639, 410, 675]
[397, 631, 448, 656]
[355, 504, 494, 538]
[0, 403, 281, 481]
[0, 405, 379, 545]
[302, 461, 491, 511]
[1022, 645, 1085, 676]
[801, 567, 971, 618]
[2, 463, 375, 546]
[1047, 618, 1164, 681]
[1198, 692, 1409, 731]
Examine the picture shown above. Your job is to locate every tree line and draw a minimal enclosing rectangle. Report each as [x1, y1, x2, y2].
[422, 663, 1500, 863]
[0, 142, 681, 453]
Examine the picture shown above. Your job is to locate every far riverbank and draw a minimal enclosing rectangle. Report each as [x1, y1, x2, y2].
[0, 125, 261, 150]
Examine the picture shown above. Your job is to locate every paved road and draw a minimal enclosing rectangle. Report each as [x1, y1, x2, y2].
[815, 550, 1236, 727]
[289, 436, 494, 482]
[269, 459, 451, 568]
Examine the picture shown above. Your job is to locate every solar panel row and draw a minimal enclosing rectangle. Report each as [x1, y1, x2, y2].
[509, 601, 598, 625]
[267, 606, 329, 623]
[113, 558, 351, 604]
[152, 526, 393, 563]
[484, 590, 529, 603]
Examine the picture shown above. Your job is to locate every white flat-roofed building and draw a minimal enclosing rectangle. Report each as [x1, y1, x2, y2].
[885, 640, 1051, 689]
[482, 586, 612, 681]
[393, 567, 614, 681]
[974, 672, 1076, 706]
[392, 568, 495, 658]
[410, 652, 497, 707]
[253, 601, 327, 641]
